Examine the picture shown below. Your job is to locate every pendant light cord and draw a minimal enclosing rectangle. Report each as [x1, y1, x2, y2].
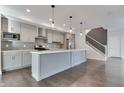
[69, 16, 72, 29]
[51, 5, 55, 24]
[52, 7, 54, 23]
[80, 22, 83, 31]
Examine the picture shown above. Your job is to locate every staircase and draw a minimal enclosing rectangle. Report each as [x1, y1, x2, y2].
[85, 27, 107, 61]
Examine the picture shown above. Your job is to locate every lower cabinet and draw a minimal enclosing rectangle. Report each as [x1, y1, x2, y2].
[3, 52, 22, 71]
[22, 51, 31, 67]
[2, 51, 31, 71]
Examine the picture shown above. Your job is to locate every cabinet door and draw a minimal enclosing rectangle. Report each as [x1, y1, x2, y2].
[1, 17, 8, 32]
[60, 33, 64, 44]
[14, 53, 22, 68]
[52, 31, 58, 42]
[57, 32, 61, 42]
[47, 31, 53, 43]
[22, 52, 31, 67]
[55, 32, 59, 42]
[3, 53, 22, 70]
[3, 55, 13, 70]
[52, 31, 55, 42]
[42, 28, 47, 37]
[20, 23, 37, 42]
[8, 20, 20, 33]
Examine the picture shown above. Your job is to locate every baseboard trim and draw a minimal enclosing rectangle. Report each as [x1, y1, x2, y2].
[87, 57, 106, 61]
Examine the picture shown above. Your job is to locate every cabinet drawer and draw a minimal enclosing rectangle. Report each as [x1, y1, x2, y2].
[2, 51, 22, 56]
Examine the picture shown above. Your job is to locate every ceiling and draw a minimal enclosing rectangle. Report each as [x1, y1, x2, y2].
[1, 5, 124, 32]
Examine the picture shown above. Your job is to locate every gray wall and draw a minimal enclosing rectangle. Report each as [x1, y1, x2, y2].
[86, 27, 107, 54]
[87, 27, 107, 45]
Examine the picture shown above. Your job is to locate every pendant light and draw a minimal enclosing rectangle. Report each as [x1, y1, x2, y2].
[69, 16, 72, 33]
[51, 5, 55, 28]
[80, 22, 83, 36]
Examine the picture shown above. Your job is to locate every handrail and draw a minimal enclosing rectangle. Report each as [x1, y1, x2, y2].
[86, 41, 105, 55]
[86, 35, 106, 48]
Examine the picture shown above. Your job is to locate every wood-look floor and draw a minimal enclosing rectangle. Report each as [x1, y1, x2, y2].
[0, 58, 124, 87]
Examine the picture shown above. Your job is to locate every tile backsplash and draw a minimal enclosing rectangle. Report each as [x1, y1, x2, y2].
[1, 41, 35, 50]
[1, 39, 62, 50]
[35, 39, 62, 49]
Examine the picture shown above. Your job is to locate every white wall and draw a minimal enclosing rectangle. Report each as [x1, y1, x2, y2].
[108, 30, 124, 58]
[75, 30, 86, 49]
[86, 44, 106, 61]
[75, 30, 106, 61]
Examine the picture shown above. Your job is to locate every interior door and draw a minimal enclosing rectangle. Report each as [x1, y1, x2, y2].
[109, 36, 121, 57]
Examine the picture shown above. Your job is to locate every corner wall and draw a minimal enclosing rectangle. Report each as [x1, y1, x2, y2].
[107, 30, 124, 58]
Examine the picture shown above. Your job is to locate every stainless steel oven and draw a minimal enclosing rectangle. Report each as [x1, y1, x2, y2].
[2, 32, 20, 40]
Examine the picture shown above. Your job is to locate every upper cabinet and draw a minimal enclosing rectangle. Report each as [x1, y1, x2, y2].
[47, 29, 64, 44]
[52, 31, 58, 42]
[1, 15, 65, 43]
[60, 32, 64, 44]
[1, 16, 8, 32]
[8, 20, 21, 33]
[1, 18, 21, 33]
[47, 29, 53, 43]
[20, 23, 37, 42]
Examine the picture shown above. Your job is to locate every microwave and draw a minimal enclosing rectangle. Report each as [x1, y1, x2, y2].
[2, 32, 20, 40]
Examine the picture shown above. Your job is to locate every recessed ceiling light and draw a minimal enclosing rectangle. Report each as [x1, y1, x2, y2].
[26, 9, 31, 13]
[49, 18, 52, 22]
[63, 24, 66, 27]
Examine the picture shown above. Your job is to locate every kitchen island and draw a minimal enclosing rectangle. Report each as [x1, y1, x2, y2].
[31, 49, 86, 81]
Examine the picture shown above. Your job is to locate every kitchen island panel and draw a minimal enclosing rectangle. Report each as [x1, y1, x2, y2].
[40, 52, 71, 79]
[31, 49, 86, 81]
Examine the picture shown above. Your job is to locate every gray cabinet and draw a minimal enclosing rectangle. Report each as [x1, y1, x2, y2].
[60, 33, 64, 44]
[8, 20, 21, 33]
[3, 52, 22, 71]
[52, 31, 57, 42]
[2, 51, 31, 71]
[47, 30, 64, 44]
[47, 30, 53, 43]
[20, 23, 37, 42]
[22, 51, 31, 67]
[1, 17, 8, 32]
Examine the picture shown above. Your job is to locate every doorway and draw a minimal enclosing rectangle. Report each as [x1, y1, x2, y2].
[109, 36, 121, 58]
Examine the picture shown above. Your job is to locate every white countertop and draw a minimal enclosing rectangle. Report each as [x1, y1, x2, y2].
[2, 49, 35, 55]
[2, 49, 35, 52]
[30, 49, 86, 54]
[2, 49, 86, 55]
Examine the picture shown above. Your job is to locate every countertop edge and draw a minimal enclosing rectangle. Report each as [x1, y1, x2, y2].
[30, 49, 86, 54]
